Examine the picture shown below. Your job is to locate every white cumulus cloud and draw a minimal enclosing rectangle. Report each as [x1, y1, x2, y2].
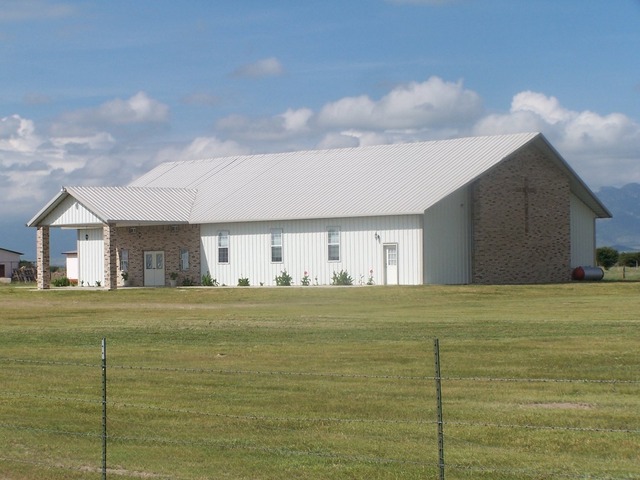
[213, 77, 484, 150]
[511, 91, 574, 125]
[177, 136, 251, 160]
[0, 93, 173, 218]
[216, 107, 315, 143]
[317, 76, 483, 130]
[5, 80, 640, 223]
[279, 108, 313, 133]
[97, 91, 169, 125]
[473, 91, 640, 187]
[316, 132, 361, 150]
[52, 91, 169, 137]
[0, 114, 42, 153]
[474, 90, 640, 152]
[49, 132, 116, 153]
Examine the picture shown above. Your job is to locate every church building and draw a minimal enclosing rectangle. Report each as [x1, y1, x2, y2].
[27, 132, 611, 288]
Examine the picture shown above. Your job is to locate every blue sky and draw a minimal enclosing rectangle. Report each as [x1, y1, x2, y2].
[1, 0, 639, 262]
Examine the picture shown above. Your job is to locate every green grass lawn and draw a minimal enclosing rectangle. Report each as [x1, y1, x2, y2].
[0, 282, 638, 479]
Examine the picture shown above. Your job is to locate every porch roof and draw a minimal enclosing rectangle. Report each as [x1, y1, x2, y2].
[27, 186, 197, 227]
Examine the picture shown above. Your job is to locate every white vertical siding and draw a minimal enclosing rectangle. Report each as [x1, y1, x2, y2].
[201, 215, 423, 286]
[77, 228, 104, 287]
[43, 195, 102, 226]
[570, 194, 596, 267]
[423, 186, 472, 284]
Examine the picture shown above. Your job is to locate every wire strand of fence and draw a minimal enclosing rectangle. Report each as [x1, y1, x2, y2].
[0, 455, 91, 476]
[107, 400, 431, 426]
[0, 423, 434, 471]
[445, 420, 640, 434]
[3, 357, 639, 478]
[2, 421, 629, 480]
[445, 462, 629, 480]
[4, 390, 635, 436]
[6, 395, 635, 438]
[0, 422, 101, 439]
[110, 364, 431, 381]
[0, 357, 98, 368]
[1, 453, 623, 480]
[0, 455, 180, 480]
[2, 357, 638, 384]
[442, 375, 640, 384]
[106, 433, 434, 467]
[1, 390, 430, 428]
[1, 391, 102, 406]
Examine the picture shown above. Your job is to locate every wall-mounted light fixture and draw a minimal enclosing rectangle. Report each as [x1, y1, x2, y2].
[85, 234, 89, 240]
[374, 232, 380, 241]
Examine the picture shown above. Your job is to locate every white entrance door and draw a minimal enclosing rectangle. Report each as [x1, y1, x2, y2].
[384, 244, 398, 285]
[144, 251, 165, 286]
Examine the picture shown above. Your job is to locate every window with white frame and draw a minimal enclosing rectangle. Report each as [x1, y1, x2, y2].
[218, 231, 229, 263]
[327, 227, 340, 262]
[180, 248, 189, 271]
[120, 249, 129, 272]
[271, 228, 283, 263]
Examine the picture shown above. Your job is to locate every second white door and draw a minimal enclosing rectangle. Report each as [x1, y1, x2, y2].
[384, 244, 398, 285]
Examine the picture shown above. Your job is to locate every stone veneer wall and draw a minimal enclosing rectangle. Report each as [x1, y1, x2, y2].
[115, 224, 201, 287]
[472, 147, 571, 284]
[104, 224, 118, 290]
[36, 226, 50, 289]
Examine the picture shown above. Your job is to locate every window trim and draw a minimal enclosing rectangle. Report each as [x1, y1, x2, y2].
[271, 228, 283, 263]
[179, 248, 189, 271]
[218, 230, 230, 264]
[119, 249, 129, 272]
[327, 227, 340, 262]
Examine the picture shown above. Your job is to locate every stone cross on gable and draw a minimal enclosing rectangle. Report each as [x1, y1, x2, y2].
[515, 177, 537, 234]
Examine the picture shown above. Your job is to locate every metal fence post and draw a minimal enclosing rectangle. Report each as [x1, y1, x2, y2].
[102, 338, 107, 480]
[434, 338, 445, 480]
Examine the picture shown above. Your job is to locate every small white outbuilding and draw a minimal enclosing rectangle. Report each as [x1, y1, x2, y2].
[27, 132, 611, 289]
[0, 247, 23, 283]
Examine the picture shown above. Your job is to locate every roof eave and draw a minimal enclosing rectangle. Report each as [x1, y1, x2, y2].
[0, 247, 24, 255]
[26, 188, 69, 227]
[108, 219, 191, 227]
[27, 187, 110, 227]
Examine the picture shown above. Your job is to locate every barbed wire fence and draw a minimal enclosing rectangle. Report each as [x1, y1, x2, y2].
[1, 339, 639, 479]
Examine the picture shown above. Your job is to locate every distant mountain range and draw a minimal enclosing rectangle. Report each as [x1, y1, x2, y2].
[596, 183, 640, 251]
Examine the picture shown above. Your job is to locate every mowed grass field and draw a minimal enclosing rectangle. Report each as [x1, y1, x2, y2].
[1, 281, 638, 479]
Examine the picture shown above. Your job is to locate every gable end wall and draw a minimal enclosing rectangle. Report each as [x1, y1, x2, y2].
[472, 147, 571, 284]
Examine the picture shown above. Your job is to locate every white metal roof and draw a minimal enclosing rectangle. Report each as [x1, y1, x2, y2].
[29, 132, 611, 227]
[67, 186, 197, 223]
[130, 132, 609, 223]
[28, 186, 196, 226]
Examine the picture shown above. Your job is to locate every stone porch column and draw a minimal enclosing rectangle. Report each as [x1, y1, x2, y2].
[36, 226, 50, 289]
[103, 223, 118, 290]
